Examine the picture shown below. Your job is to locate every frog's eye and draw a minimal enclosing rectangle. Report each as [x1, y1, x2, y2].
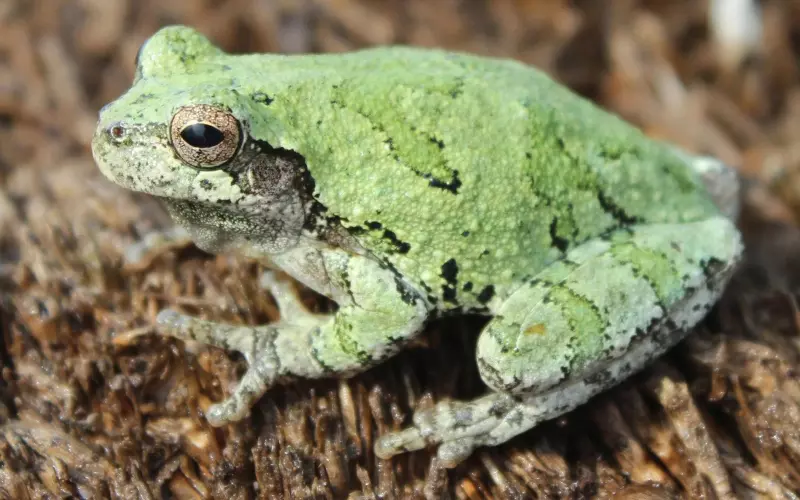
[170, 105, 241, 169]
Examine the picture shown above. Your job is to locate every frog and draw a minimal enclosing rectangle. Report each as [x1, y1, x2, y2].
[91, 25, 743, 467]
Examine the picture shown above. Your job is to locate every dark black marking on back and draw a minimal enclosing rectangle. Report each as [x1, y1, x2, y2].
[700, 257, 726, 280]
[426, 169, 461, 194]
[383, 230, 411, 253]
[375, 259, 422, 307]
[430, 137, 445, 149]
[355, 220, 412, 254]
[330, 86, 461, 195]
[477, 285, 495, 304]
[597, 190, 642, 226]
[549, 218, 570, 253]
[252, 92, 275, 105]
[440, 258, 459, 304]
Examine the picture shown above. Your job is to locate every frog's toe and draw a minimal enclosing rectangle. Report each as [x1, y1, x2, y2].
[375, 426, 481, 468]
[155, 309, 243, 350]
[437, 438, 481, 468]
[155, 309, 279, 363]
[374, 424, 426, 459]
[205, 364, 274, 425]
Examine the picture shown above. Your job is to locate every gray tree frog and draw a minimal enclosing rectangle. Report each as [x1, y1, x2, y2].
[92, 26, 743, 467]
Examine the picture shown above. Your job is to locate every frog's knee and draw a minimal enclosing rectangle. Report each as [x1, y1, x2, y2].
[693, 156, 740, 220]
[672, 147, 741, 220]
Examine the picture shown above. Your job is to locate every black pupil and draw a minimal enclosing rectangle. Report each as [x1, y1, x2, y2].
[180, 123, 224, 148]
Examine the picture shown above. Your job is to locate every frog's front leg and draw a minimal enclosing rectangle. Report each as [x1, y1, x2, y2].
[376, 215, 742, 467]
[156, 248, 430, 425]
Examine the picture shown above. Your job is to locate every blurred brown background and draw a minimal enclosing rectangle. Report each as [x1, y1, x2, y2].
[4, 0, 800, 498]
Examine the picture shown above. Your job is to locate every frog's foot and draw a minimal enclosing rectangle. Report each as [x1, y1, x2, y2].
[124, 226, 193, 270]
[375, 392, 520, 467]
[375, 307, 692, 469]
[154, 256, 429, 426]
[157, 310, 281, 424]
[155, 309, 324, 425]
[374, 322, 660, 469]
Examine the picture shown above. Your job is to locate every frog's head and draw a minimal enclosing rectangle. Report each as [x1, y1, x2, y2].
[93, 25, 271, 199]
[92, 26, 313, 252]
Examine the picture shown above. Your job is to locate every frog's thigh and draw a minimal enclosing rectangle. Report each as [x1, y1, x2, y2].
[376, 216, 742, 466]
[477, 215, 742, 396]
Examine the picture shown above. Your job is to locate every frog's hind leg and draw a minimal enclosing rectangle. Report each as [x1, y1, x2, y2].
[375, 215, 742, 467]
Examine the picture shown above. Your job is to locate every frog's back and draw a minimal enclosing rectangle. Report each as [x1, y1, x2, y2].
[238, 46, 721, 310]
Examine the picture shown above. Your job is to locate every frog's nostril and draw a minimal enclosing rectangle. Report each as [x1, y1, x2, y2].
[108, 123, 126, 141]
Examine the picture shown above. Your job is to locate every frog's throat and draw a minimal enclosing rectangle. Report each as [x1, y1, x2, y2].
[158, 196, 305, 256]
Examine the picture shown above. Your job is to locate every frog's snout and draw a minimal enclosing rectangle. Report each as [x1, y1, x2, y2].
[91, 121, 115, 157]
[94, 99, 128, 143]
[91, 117, 132, 188]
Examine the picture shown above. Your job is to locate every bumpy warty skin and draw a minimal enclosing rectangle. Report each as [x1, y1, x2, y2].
[92, 25, 743, 466]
